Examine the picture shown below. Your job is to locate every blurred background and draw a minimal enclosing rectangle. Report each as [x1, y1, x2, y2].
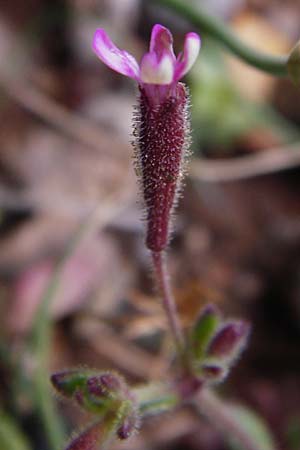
[0, 0, 300, 449]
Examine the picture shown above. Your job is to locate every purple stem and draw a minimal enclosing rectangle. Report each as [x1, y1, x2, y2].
[151, 250, 184, 355]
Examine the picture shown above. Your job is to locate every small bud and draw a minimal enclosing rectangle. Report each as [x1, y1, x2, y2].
[51, 369, 128, 416]
[117, 411, 139, 440]
[74, 390, 85, 407]
[202, 364, 223, 378]
[87, 373, 122, 399]
[51, 370, 88, 398]
[288, 41, 300, 86]
[207, 321, 250, 359]
[87, 376, 106, 398]
[65, 422, 102, 450]
[201, 364, 228, 383]
[84, 372, 125, 413]
[100, 373, 122, 391]
[190, 304, 221, 360]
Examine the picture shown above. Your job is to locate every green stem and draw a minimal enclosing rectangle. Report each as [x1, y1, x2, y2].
[30, 203, 117, 450]
[29, 185, 131, 450]
[134, 383, 179, 417]
[31, 221, 89, 450]
[0, 410, 31, 450]
[155, 0, 289, 76]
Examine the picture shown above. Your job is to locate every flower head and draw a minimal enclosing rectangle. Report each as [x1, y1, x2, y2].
[93, 24, 200, 88]
[93, 25, 200, 252]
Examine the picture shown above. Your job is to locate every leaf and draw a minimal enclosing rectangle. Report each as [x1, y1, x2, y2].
[288, 41, 300, 87]
[286, 415, 300, 450]
[190, 304, 220, 360]
[0, 411, 31, 450]
[134, 383, 178, 417]
[51, 369, 91, 398]
[227, 405, 276, 450]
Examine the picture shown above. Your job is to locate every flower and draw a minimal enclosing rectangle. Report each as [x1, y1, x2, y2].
[93, 24, 200, 91]
[93, 25, 200, 252]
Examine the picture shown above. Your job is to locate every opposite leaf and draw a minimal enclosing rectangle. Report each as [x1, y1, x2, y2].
[51, 369, 90, 398]
[190, 304, 221, 360]
[207, 321, 250, 360]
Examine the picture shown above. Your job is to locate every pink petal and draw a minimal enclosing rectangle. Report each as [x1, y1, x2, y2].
[149, 24, 176, 61]
[140, 51, 174, 85]
[174, 32, 201, 80]
[93, 29, 140, 80]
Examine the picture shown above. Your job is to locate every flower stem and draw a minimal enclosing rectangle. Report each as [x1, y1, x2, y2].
[151, 251, 184, 357]
[155, 0, 288, 76]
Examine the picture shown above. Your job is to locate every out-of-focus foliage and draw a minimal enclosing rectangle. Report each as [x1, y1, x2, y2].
[286, 416, 300, 450]
[0, 410, 31, 450]
[227, 405, 276, 450]
[190, 40, 299, 152]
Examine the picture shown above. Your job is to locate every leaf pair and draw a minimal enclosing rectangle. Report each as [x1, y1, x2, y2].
[51, 369, 139, 450]
[189, 304, 250, 384]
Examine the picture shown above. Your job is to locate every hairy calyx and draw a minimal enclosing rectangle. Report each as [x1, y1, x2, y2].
[134, 83, 190, 251]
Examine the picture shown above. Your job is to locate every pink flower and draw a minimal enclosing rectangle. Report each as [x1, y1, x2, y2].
[93, 25, 200, 252]
[93, 24, 200, 104]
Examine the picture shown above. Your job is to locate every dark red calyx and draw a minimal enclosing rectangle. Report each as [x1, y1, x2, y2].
[65, 422, 102, 450]
[134, 83, 189, 252]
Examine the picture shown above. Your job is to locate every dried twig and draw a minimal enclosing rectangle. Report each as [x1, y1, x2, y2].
[190, 144, 300, 182]
[0, 73, 129, 158]
[75, 319, 167, 381]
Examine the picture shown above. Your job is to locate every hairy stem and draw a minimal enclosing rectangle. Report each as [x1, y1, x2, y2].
[156, 0, 288, 76]
[152, 251, 184, 356]
[194, 389, 267, 450]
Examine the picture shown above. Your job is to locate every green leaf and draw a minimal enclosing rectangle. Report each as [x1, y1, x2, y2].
[286, 415, 300, 450]
[30, 209, 109, 450]
[134, 383, 178, 417]
[190, 40, 299, 152]
[190, 305, 220, 361]
[288, 41, 300, 87]
[227, 405, 276, 450]
[0, 411, 31, 450]
[51, 369, 91, 397]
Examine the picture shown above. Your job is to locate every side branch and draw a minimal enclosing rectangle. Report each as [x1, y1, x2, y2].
[156, 0, 288, 77]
